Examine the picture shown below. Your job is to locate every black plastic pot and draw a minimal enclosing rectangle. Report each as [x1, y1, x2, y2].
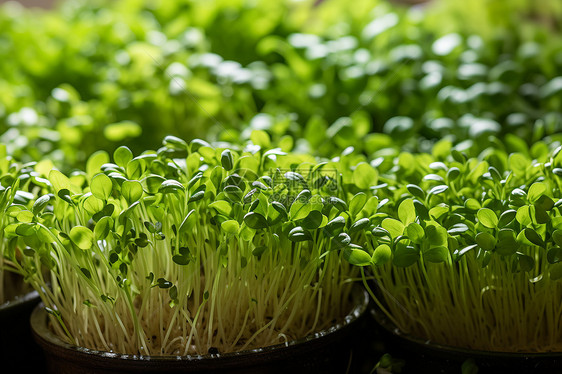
[0, 290, 43, 370]
[30, 287, 370, 374]
[371, 306, 562, 374]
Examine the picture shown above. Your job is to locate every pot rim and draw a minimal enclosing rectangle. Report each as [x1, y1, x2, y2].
[371, 305, 562, 358]
[30, 285, 369, 365]
[0, 289, 40, 311]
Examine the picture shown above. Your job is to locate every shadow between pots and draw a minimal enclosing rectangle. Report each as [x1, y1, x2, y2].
[0, 290, 44, 371]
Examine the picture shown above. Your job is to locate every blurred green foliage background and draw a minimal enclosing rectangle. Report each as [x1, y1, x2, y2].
[0, 0, 561, 171]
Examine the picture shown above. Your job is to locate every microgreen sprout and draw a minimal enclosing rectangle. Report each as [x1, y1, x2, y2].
[4, 134, 362, 355]
[347, 140, 562, 352]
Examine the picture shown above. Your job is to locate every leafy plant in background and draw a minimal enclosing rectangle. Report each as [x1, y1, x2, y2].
[244, 0, 562, 157]
[3, 132, 368, 355]
[1, 0, 562, 171]
[0, 0, 268, 168]
[345, 137, 562, 352]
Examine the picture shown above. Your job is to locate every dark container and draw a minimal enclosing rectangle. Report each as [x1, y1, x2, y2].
[0, 290, 44, 371]
[371, 305, 562, 374]
[30, 287, 371, 374]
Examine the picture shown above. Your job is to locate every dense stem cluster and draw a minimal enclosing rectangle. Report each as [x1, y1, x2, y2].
[1, 135, 358, 355]
[3, 128, 562, 354]
[357, 141, 562, 352]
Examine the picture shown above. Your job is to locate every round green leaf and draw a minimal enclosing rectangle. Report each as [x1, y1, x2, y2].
[86, 151, 110, 179]
[221, 220, 240, 235]
[524, 228, 544, 247]
[372, 244, 391, 266]
[90, 173, 113, 201]
[250, 130, 271, 148]
[393, 244, 419, 267]
[143, 175, 166, 194]
[288, 226, 312, 242]
[220, 149, 234, 171]
[327, 197, 348, 212]
[528, 182, 546, 203]
[497, 209, 516, 228]
[332, 233, 351, 248]
[516, 205, 532, 227]
[349, 217, 370, 234]
[406, 222, 424, 244]
[70, 226, 94, 250]
[16, 223, 36, 237]
[159, 179, 184, 195]
[406, 184, 425, 200]
[496, 228, 519, 256]
[475, 232, 496, 251]
[94, 216, 113, 240]
[536, 195, 555, 211]
[550, 262, 562, 280]
[164, 135, 188, 150]
[534, 205, 550, 224]
[447, 223, 469, 236]
[464, 198, 481, 211]
[446, 167, 460, 181]
[209, 200, 232, 217]
[188, 187, 206, 204]
[224, 185, 243, 203]
[179, 210, 196, 234]
[173, 247, 190, 266]
[424, 223, 447, 247]
[552, 230, 562, 247]
[290, 198, 312, 221]
[453, 244, 478, 260]
[344, 248, 372, 266]
[325, 216, 346, 236]
[547, 247, 562, 264]
[122, 180, 143, 204]
[49, 169, 72, 194]
[36, 225, 55, 244]
[16, 210, 35, 223]
[382, 218, 404, 239]
[301, 210, 324, 230]
[126, 159, 144, 180]
[83, 194, 104, 215]
[424, 246, 448, 263]
[428, 185, 449, 196]
[114, 146, 133, 168]
[349, 192, 367, 218]
[353, 162, 378, 190]
[477, 208, 498, 229]
[32, 194, 54, 215]
[398, 199, 416, 226]
[244, 212, 268, 230]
